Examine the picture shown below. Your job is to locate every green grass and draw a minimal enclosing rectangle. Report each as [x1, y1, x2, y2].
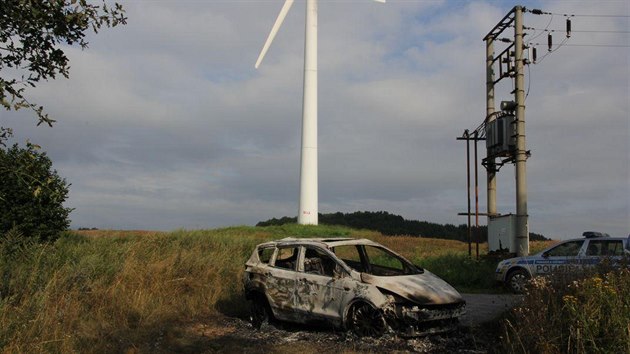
[413, 253, 501, 293]
[0, 225, 554, 352]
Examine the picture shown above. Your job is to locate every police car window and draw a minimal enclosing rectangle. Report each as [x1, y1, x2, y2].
[587, 240, 624, 256]
[546, 240, 584, 257]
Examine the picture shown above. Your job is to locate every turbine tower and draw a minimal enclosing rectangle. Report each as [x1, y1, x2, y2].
[255, 0, 385, 225]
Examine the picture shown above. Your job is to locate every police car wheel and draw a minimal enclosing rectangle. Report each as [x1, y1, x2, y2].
[507, 269, 530, 294]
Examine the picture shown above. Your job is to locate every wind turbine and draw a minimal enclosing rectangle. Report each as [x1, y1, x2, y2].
[255, 0, 385, 225]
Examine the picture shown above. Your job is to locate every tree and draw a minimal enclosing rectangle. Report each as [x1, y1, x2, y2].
[0, 0, 126, 127]
[0, 142, 72, 242]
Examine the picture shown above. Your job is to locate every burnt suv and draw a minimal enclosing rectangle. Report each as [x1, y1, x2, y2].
[244, 237, 465, 337]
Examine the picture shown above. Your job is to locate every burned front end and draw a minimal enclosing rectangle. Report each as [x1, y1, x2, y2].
[382, 295, 466, 336]
[361, 271, 466, 336]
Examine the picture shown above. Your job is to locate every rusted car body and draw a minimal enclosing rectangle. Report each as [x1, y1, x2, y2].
[244, 237, 465, 337]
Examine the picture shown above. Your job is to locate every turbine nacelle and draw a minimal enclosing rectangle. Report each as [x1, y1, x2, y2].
[255, 0, 385, 69]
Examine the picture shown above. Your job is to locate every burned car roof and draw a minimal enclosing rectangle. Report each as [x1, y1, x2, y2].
[258, 237, 382, 248]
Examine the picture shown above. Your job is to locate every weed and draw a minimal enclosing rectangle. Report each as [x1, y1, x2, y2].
[500, 269, 630, 353]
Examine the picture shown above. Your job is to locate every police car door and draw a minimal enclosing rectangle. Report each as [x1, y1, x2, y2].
[584, 239, 626, 269]
[534, 240, 585, 276]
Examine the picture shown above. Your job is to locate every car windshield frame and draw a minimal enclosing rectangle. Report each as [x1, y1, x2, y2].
[332, 243, 422, 276]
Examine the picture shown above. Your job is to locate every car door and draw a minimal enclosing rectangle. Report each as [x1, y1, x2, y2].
[584, 239, 626, 269]
[533, 240, 585, 276]
[295, 246, 354, 323]
[266, 245, 300, 320]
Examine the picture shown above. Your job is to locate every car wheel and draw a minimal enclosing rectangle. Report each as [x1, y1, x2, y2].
[249, 294, 271, 330]
[507, 268, 530, 294]
[348, 302, 387, 337]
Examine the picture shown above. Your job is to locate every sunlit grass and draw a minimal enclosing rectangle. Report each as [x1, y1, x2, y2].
[0, 225, 557, 352]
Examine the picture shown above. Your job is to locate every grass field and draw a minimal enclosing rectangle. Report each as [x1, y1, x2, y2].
[0, 225, 555, 353]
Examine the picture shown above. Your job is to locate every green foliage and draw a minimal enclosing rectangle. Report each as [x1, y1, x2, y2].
[0, 0, 126, 126]
[501, 270, 630, 353]
[257, 211, 549, 241]
[413, 253, 500, 292]
[0, 142, 72, 242]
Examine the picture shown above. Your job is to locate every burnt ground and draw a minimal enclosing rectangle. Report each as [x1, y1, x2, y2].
[154, 294, 520, 354]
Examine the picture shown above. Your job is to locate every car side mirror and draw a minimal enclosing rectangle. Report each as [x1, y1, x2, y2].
[413, 264, 425, 274]
[542, 252, 549, 258]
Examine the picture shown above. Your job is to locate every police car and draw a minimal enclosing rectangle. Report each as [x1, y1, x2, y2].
[495, 232, 630, 293]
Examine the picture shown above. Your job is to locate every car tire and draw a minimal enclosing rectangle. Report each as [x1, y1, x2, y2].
[348, 302, 387, 337]
[507, 268, 530, 294]
[249, 294, 272, 330]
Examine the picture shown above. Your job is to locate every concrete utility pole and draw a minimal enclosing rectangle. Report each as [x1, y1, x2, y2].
[485, 38, 497, 219]
[481, 5, 529, 257]
[513, 6, 529, 256]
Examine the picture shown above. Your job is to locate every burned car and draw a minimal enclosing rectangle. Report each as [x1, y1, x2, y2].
[244, 237, 465, 337]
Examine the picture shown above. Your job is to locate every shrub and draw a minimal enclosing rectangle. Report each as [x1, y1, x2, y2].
[501, 269, 630, 353]
[0, 142, 71, 242]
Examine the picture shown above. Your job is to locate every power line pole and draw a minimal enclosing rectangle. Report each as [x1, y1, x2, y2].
[514, 6, 529, 256]
[480, 5, 530, 257]
[486, 36, 497, 220]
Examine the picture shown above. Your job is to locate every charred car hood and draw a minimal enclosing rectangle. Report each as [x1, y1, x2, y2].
[361, 271, 463, 305]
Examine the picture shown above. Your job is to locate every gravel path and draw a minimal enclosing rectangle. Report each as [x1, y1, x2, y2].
[460, 293, 523, 326]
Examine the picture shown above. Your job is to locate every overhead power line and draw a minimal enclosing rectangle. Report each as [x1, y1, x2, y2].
[526, 28, 630, 34]
[530, 43, 629, 48]
[528, 9, 630, 18]
[549, 13, 630, 18]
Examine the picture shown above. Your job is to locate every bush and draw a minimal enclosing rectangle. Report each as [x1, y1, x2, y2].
[0, 142, 71, 242]
[413, 253, 499, 292]
[500, 269, 630, 353]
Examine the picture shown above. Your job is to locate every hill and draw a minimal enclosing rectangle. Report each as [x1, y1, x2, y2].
[257, 211, 549, 241]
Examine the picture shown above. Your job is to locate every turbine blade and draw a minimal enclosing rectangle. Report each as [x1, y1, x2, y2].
[255, 0, 295, 69]
[373, 0, 386, 3]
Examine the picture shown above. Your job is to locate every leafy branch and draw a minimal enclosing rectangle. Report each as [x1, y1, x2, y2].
[0, 0, 127, 126]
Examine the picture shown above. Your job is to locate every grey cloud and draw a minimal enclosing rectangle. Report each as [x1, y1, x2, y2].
[3, 1, 627, 238]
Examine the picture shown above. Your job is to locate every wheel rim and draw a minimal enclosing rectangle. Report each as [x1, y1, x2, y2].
[350, 303, 386, 337]
[510, 272, 528, 293]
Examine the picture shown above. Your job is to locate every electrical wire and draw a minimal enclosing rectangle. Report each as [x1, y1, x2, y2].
[528, 14, 554, 43]
[553, 43, 629, 47]
[530, 42, 629, 48]
[548, 13, 630, 18]
[525, 61, 531, 101]
[534, 37, 569, 64]
[526, 28, 630, 33]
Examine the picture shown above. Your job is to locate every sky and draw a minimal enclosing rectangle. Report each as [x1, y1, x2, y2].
[2, 0, 628, 240]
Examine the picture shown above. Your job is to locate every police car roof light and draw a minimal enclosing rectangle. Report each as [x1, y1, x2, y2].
[582, 231, 610, 238]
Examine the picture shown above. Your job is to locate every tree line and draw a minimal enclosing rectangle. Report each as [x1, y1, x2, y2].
[257, 211, 549, 241]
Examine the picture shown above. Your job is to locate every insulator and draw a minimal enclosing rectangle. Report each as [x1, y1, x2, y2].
[532, 47, 537, 63]
[566, 19, 571, 38]
[531, 9, 543, 15]
[548, 33, 553, 51]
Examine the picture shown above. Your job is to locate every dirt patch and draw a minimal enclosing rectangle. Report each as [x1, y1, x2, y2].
[147, 294, 519, 353]
[153, 314, 494, 354]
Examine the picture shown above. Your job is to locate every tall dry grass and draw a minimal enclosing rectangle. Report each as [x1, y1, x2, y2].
[0, 225, 555, 353]
[501, 268, 630, 353]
